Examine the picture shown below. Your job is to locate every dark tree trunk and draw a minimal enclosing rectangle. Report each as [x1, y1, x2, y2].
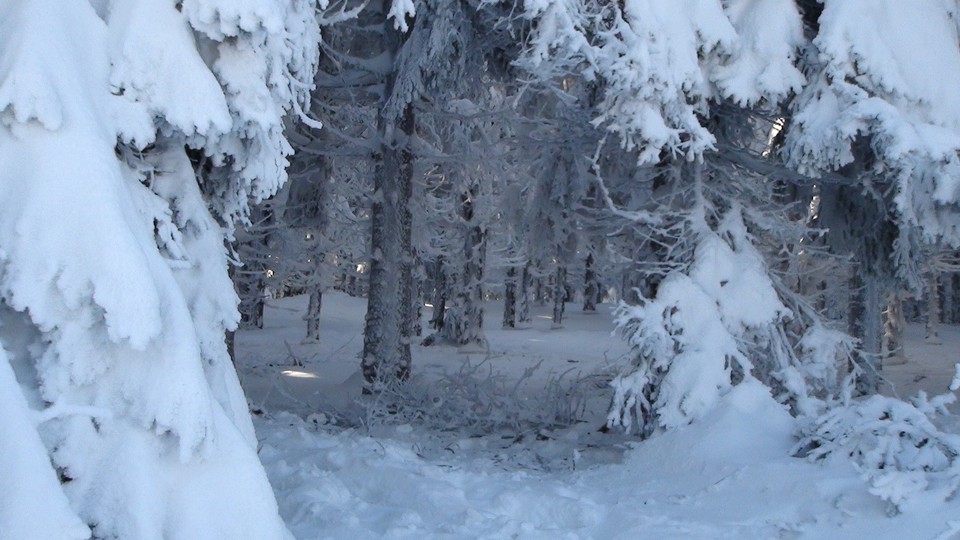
[429, 257, 447, 332]
[237, 273, 265, 329]
[944, 273, 960, 324]
[305, 289, 322, 342]
[289, 149, 333, 342]
[926, 270, 942, 344]
[942, 272, 955, 324]
[226, 329, 236, 365]
[361, 74, 414, 388]
[503, 266, 517, 328]
[411, 259, 424, 338]
[583, 253, 598, 312]
[442, 185, 486, 346]
[552, 262, 566, 327]
[518, 262, 532, 326]
[346, 273, 358, 296]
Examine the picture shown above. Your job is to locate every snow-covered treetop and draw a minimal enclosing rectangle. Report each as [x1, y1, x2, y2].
[784, 0, 960, 245]
[384, 0, 486, 126]
[519, 0, 805, 163]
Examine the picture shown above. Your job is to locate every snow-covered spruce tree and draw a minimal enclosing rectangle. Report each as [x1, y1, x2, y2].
[363, 0, 521, 381]
[420, 102, 500, 349]
[494, 54, 616, 329]
[524, 144, 585, 328]
[284, 162, 334, 340]
[405, 1, 523, 348]
[274, 0, 388, 342]
[0, 0, 319, 538]
[490, 155, 534, 330]
[248, 108, 374, 344]
[605, 165, 851, 436]
[362, 0, 483, 382]
[783, 0, 960, 393]
[492, 165, 536, 330]
[519, 0, 859, 433]
[518, 0, 809, 272]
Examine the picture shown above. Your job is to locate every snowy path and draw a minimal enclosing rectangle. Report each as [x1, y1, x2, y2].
[239, 293, 960, 539]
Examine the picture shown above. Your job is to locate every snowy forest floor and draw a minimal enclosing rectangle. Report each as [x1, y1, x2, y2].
[236, 292, 960, 539]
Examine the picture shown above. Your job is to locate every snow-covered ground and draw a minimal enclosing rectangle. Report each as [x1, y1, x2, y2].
[236, 292, 960, 539]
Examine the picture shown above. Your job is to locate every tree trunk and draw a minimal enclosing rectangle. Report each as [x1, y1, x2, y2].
[226, 329, 236, 365]
[947, 273, 960, 324]
[411, 259, 424, 338]
[429, 258, 447, 332]
[361, 49, 414, 387]
[925, 270, 942, 344]
[518, 262, 532, 326]
[237, 272, 265, 329]
[291, 149, 333, 342]
[460, 215, 486, 345]
[441, 185, 486, 347]
[503, 266, 517, 329]
[305, 288, 322, 342]
[235, 202, 275, 330]
[942, 272, 955, 325]
[882, 292, 906, 365]
[552, 262, 566, 327]
[849, 269, 883, 394]
[583, 253, 598, 312]
[346, 273, 359, 297]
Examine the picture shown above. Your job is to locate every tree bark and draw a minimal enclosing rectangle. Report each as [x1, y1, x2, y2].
[411, 259, 424, 338]
[951, 273, 960, 324]
[882, 292, 906, 365]
[226, 329, 236, 365]
[518, 262, 532, 326]
[442, 185, 486, 346]
[305, 289, 322, 342]
[925, 270, 942, 344]
[942, 272, 955, 325]
[503, 266, 517, 329]
[361, 76, 414, 387]
[429, 258, 447, 332]
[583, 253, 598, 312]
[237, 271, 265, 329]
[552, 261, 566, 327]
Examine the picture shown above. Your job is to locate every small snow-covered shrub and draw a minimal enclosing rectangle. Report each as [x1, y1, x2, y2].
[607, 270, 747, 436]
[608, 206, 845, 437]
[796, 392, 960, 511]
